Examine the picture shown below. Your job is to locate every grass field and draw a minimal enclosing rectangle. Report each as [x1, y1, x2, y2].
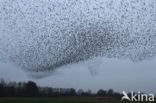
[0, 98, 155, 103]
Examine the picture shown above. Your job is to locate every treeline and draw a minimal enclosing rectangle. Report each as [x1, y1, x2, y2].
[0, 79, 121, 97]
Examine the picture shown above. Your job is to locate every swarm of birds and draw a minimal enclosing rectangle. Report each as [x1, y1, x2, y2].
[0, 0, 156, 75]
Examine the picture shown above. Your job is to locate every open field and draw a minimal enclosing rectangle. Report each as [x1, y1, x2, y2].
[0, 98, 155, 103]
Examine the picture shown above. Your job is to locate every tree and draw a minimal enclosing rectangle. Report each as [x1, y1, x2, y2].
[69, 88, 76, 96]
[7, 86, 16, 97]
[86, 89, 92, 96]
[0, 83, 4, 97]
[97, 89, 106, 96]
[77, 89, 84, 96]
[23, 81, 38, 97]
[107, 89, 114, 96]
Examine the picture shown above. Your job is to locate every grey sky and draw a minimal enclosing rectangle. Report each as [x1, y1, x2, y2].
[0, 0, 156, 94]
[0, 57, 156, 93]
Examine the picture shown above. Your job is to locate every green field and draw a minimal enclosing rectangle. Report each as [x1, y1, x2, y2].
[0, 98, 155, 103]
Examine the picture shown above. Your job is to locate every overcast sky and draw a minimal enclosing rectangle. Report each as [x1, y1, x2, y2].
[0, 57, 156, 93]
[0, 0, 156, 94]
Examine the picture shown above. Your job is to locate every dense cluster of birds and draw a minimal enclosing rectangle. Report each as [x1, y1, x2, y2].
[0, 0, 156, 76]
